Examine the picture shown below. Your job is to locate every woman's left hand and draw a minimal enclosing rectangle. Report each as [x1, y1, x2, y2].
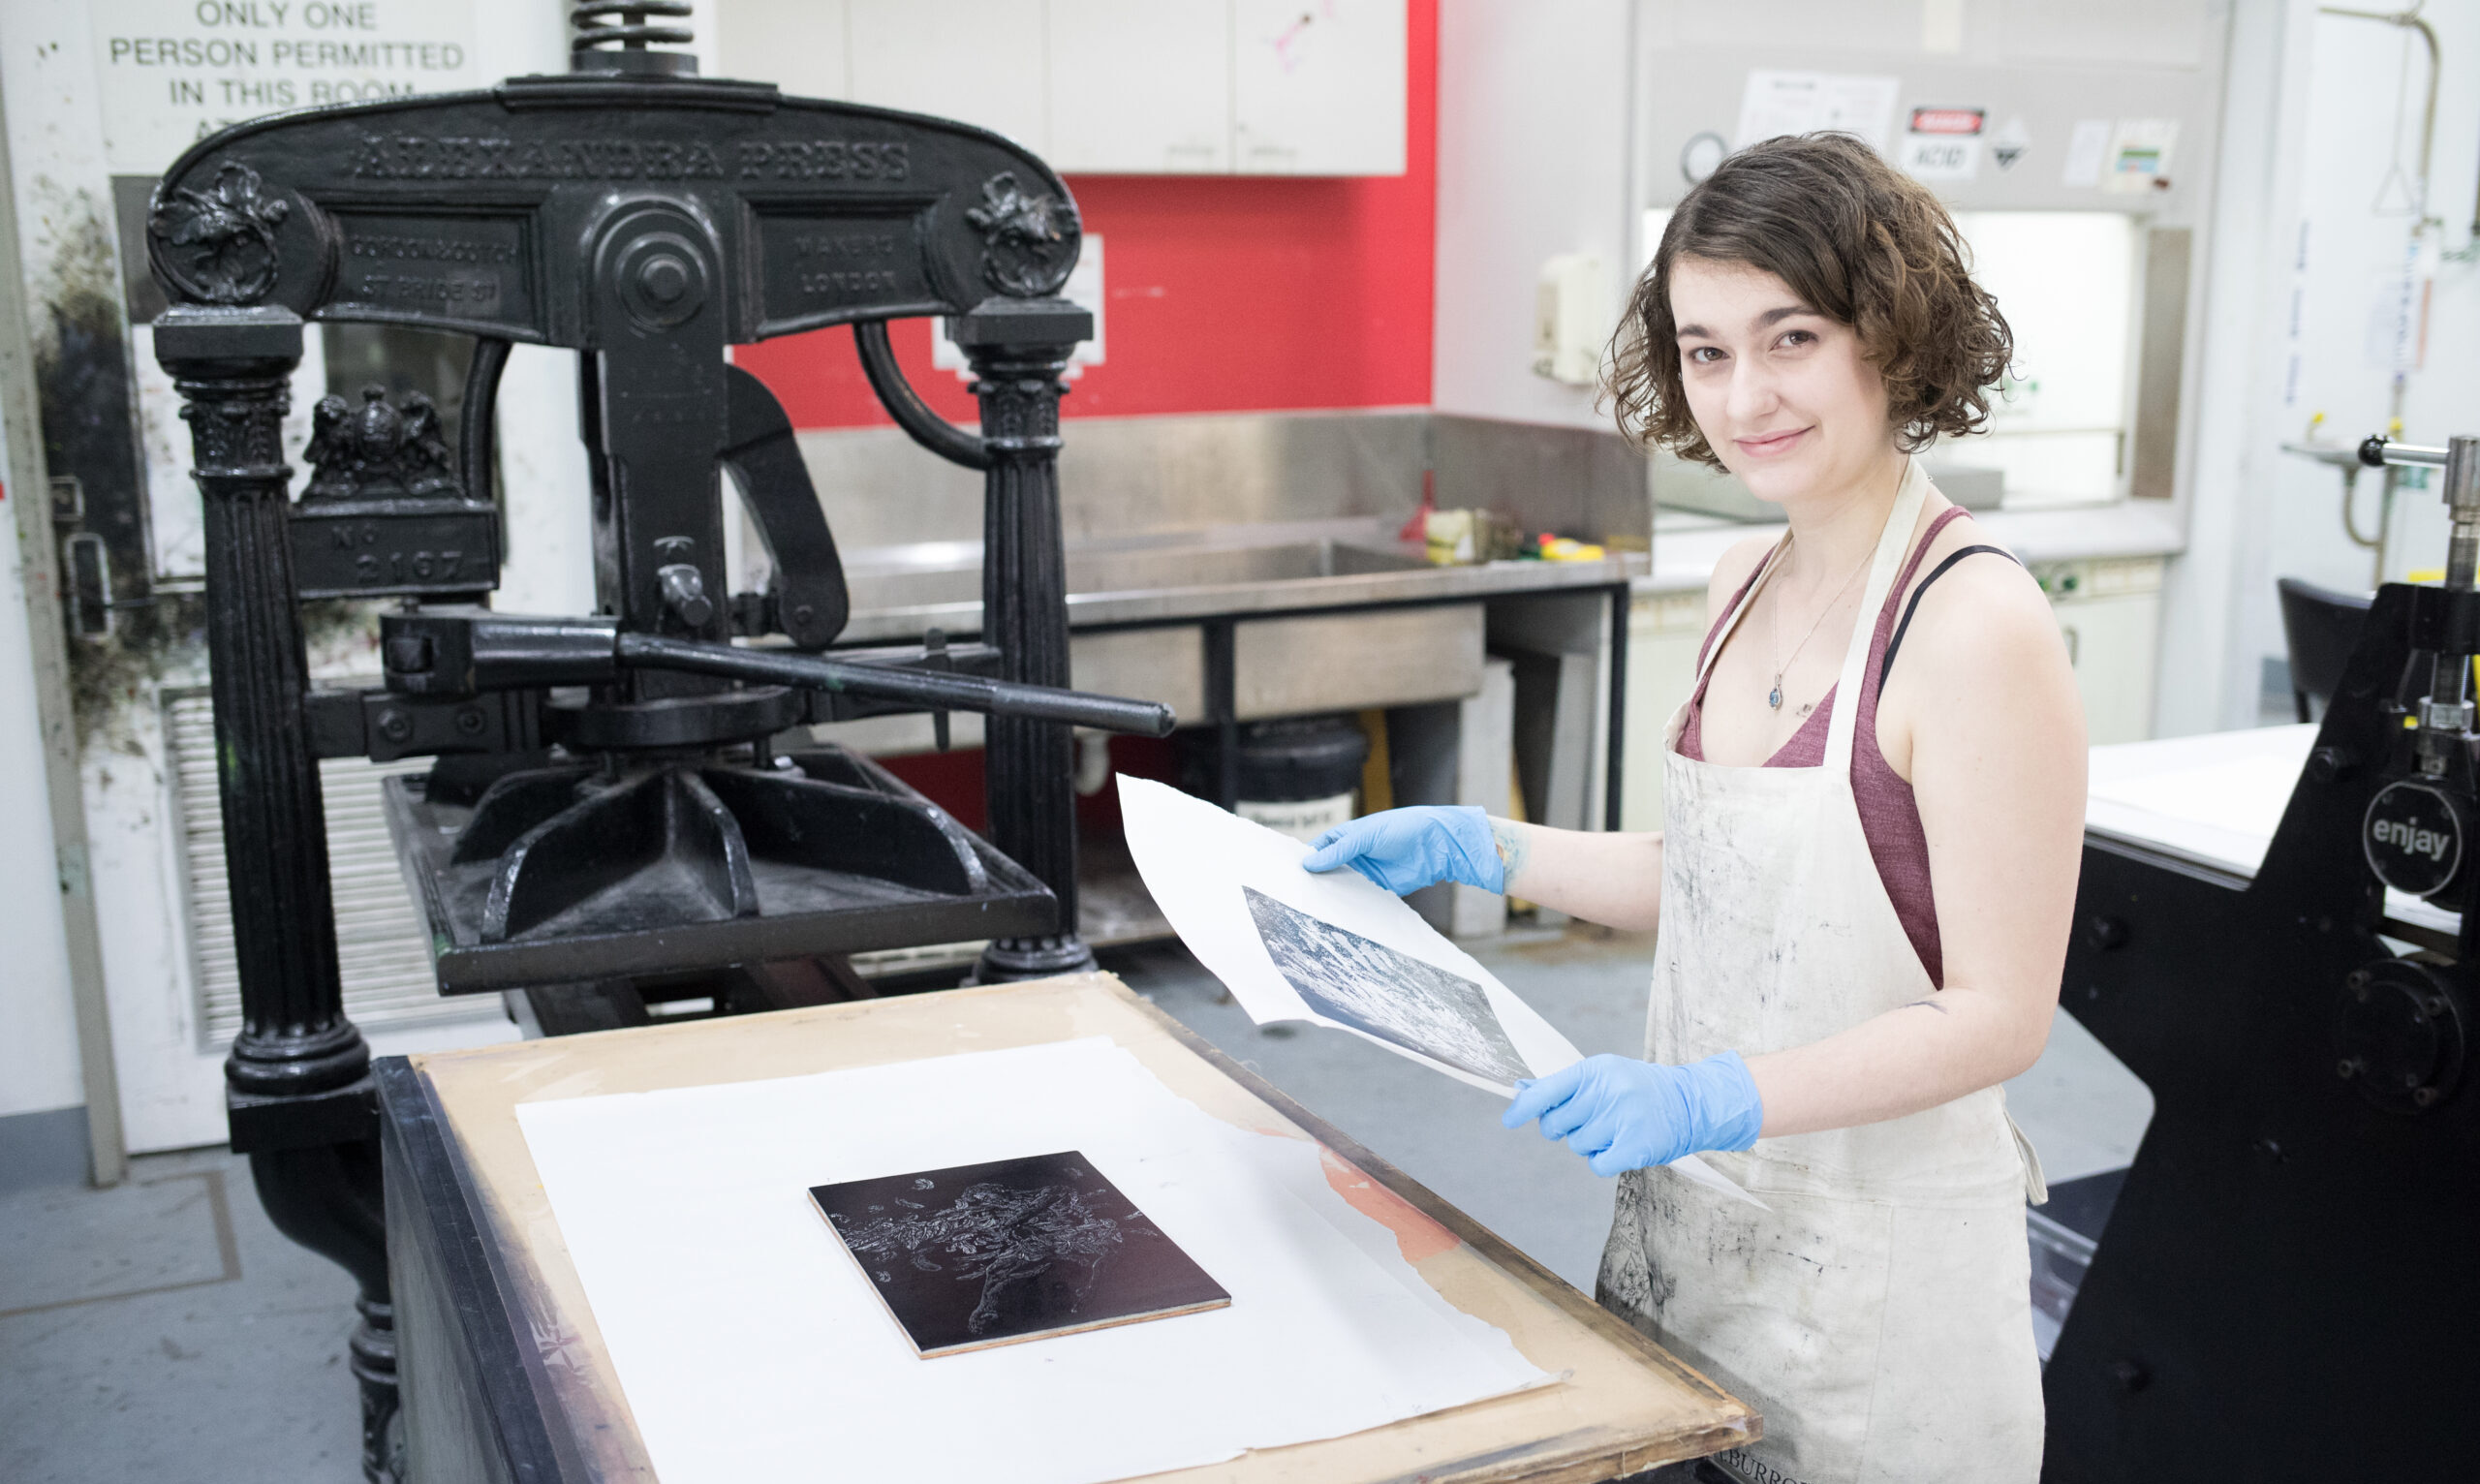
[1504, 1052, 1766, 1176]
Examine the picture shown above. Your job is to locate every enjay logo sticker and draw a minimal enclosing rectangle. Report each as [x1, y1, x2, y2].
[2364, 781, 2465, 898]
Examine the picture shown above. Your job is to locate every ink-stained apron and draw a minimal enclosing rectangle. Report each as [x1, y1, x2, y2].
[1597, 461, 2046, 1484]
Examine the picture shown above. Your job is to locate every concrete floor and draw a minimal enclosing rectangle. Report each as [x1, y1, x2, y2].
[0, 924, 2154, 1483]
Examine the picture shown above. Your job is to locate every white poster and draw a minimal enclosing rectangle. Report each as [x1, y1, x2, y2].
[1734, 70, 1902, 154]
[2061, 118, 2112, 188]
[90, 0, 484, 174]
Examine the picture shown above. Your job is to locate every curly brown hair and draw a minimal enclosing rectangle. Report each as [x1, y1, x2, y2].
[1606, 133, 2013, 466]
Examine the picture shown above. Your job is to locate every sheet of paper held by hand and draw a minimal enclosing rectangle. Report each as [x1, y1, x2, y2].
[1119, 776, 1761, 1209]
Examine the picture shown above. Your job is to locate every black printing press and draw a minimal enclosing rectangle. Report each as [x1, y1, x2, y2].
[2044, 435, 2480, 1478]
[146, 6, 1171, 1476]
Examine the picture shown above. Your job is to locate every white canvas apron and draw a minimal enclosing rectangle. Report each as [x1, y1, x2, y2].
[1597, 461, 2046, 1484]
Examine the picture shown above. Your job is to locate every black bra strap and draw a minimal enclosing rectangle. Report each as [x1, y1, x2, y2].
[1880, 544, 2020, 688]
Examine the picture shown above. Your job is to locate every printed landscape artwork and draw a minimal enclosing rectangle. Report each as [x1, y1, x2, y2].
[810, 1151, 1230, 1357]
[1243, 886, 1533, 1086]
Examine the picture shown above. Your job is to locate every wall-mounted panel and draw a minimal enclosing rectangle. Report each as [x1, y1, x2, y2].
[1637, 3, 2229, 219]
[1998, 0, 2212, 70]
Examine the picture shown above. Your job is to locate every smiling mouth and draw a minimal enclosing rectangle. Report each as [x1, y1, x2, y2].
[1735, 427, 1812, 457]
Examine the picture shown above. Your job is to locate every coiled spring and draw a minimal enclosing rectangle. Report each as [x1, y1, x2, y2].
[571, 1, 694, 52]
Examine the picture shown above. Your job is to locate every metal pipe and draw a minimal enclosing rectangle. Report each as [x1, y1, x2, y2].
[853, 321, 993, 471]
[2359, 436, 2450, 467]
[2319, 6, 2440, 219]
[613, 632, 1176, 736]
[2321, 6, 2445, 580]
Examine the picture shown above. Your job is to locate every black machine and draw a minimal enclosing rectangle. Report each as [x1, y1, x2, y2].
[146, 7, 1174, 1478]
[2045, 434, 2480, 1477]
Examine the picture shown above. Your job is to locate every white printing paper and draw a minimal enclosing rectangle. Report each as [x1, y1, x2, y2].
[1118, 775, 1762, 1207]
[1119, 775, 1575, 1096]
[515, 1037, 1553, 1484]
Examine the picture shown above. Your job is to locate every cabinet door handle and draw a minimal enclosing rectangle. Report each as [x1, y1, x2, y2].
[2060, 622, 2081, 666]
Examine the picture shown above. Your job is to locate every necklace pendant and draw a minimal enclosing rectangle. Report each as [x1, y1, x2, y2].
[1767, 677, 1784, 711]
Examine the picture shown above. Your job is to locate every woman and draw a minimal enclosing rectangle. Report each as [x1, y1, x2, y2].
[1305, 133, 2085, 1483]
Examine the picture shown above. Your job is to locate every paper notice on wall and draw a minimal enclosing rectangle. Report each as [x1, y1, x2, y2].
[2101, 118, 2180, 195]
[2365, 238, 2434, 375]
[1119, 775, 1762, 1208]
[1735, 71, 1902, 154]
[90, 0, 484, 174]
[2062, 118, 2112, 188]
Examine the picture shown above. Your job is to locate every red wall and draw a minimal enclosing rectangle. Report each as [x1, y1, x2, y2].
[735, 1, 1438, 429]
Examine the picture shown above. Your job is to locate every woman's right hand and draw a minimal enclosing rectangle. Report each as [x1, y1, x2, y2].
[1301, 806, 1504, 896]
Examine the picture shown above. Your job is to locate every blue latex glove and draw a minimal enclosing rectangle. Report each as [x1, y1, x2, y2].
[1502, 1052, 1765, 1177]
[1302, 805, 1504, 896]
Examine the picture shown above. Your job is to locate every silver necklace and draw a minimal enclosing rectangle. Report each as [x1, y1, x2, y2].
[1765, 541, 1874, 711]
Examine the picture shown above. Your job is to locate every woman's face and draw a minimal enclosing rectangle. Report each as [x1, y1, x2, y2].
[1668, 256, 1894, 505]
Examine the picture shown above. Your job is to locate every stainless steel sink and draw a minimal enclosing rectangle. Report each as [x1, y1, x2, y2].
[843, 535, 1430, 612]
[829, 517, 1641, 644]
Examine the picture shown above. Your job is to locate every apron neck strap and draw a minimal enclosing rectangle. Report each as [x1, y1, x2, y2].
[1823, 458, 1932, 772]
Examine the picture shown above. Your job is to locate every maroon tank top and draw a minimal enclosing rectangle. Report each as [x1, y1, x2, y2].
[1676, 507, 1977, 987]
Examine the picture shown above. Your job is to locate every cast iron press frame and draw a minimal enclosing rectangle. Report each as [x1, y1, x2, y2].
[145, 10, 1178, 1476]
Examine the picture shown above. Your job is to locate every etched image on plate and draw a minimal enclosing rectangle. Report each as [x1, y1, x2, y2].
[1242, 886, 1532, 1085]
[809, 1151, 1230, 1357]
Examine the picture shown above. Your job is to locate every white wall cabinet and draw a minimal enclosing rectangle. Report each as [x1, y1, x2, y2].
[2043, 558, 2163, 748]
[848, 0, 1048, 154]
[721, 0, 1406, 175]
[1050, 1, 1232, 172]
[1231, 0, 1408, 174]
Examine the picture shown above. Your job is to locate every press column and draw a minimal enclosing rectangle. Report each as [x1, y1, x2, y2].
[155, 305, 397, 1482]
[955, 297, 1099, 982]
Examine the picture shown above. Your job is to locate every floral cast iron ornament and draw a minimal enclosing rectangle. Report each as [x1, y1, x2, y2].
[964, 170, 1078, 296]
[149, 162, 292, 305]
